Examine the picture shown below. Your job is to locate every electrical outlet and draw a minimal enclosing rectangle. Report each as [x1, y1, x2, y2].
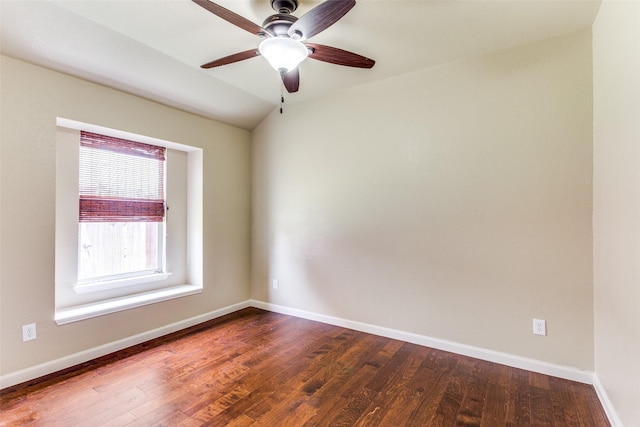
[22, 323, 37, 342]
[533, 319, 546, 336]
[272, 279, 278, 290]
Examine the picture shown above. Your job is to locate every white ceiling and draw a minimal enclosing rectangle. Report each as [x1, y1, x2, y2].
[1, 0, 601, 130]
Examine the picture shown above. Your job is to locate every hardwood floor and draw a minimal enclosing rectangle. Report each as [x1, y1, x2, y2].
[0, 308, 609, 426]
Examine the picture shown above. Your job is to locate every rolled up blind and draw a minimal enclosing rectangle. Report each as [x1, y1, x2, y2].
[79, 131, 165, 222]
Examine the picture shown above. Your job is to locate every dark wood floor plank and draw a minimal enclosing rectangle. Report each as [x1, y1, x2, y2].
[529, 371, 552, 389]
[323, 386, 379, 427]
[205, 323, 360, 424]
[399, 352, 455, 426]
[352, 343, 432, 426]
[455, 360, 491, 426]
[374, 353, 451, 427]
[190, 385, 253, 424]
[51, 386, 145, 426]
[509, 367, 532, 426]
[486, 361, 513, 388]
[284, 405, 320, 427]
[364, 341, 416, 393]
[572, 381, 612, 427]
[430, 355, 473, 426]
[256, 331, 384, 426]
[182, 316, 327, 420]
[530, 385, 554, 426]
[0, 308, 610, 426]
[480, 383, 510, 427]
[247, 332, 362, 420]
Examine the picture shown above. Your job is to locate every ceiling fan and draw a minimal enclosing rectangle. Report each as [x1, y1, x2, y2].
[192, 0, 375, 93]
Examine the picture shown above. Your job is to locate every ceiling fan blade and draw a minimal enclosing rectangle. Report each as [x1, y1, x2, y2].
[201, 49, 260, 69]
[192, 0, 268, 37]
[287, 0, 356, 41]
[281, 68, 300, 93]
[306, 43, 375, 68]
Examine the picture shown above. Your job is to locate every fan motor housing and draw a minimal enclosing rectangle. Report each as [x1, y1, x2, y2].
[262, 13, 297, 37]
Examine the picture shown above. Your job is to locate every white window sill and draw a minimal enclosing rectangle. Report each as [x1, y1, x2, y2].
[55, 284, 202, 325]
[74, 272, 171, 294]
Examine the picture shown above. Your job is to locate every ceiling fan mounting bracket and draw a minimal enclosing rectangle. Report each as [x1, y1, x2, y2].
[270, 0, 299, 14]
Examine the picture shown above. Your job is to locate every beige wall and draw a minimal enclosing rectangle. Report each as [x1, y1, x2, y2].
[252, 30, 594, 369]
[0, 56, 252, 375]
[593, 0, 640, 425]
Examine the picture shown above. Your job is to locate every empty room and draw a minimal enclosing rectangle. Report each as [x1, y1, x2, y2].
[0, 0, 638, 425]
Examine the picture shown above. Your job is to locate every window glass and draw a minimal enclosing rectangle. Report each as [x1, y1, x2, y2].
[78, 131, 166, 283]
[78, 222, 161, 281]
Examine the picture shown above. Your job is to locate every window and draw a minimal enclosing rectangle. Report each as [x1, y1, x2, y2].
[78, 131, 166, 284]
[55, 119, 203, 324]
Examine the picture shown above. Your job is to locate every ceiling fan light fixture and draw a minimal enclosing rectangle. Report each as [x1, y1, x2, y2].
[259, 37, 308, 73]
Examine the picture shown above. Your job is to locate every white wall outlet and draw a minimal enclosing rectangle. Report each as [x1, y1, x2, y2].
[533, 319, 546, 336]
[22, 323, 37, 342]
[272, 279, 278, 290]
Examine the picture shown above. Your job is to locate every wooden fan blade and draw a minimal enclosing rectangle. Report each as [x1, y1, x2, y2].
[287, 0, 355, 41]
[192, 0, 268, 37]
[306, 43, 375, 68]
[201, 49, 260, 69]
[281, 68, 300, 93]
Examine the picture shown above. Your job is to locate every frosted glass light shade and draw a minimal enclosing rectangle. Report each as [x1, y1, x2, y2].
[259, 37, 309, 73]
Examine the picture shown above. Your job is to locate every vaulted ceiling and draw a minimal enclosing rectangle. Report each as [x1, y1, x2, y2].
[1, 0, 601, 130]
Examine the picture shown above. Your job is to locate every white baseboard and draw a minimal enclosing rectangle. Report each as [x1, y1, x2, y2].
[0, 300, 251, 389]
[250, 300, 595, 385]
[593, 374, 624, 427]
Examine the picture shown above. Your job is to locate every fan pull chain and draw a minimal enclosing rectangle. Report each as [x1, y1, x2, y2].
[280, 84, 285, 114]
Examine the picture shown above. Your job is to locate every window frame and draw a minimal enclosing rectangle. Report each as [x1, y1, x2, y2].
[54, 118, 203, 324]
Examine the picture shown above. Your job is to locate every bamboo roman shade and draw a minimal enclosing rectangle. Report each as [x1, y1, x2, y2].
[79, 131, 166, 222]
